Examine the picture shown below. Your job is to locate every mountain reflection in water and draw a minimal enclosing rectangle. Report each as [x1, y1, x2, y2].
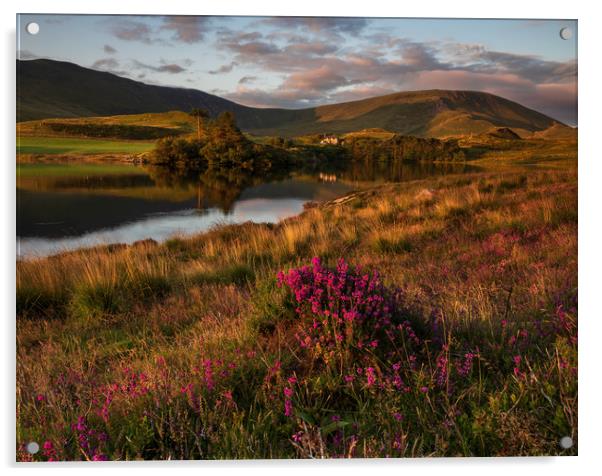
[17, 160, 477, 258]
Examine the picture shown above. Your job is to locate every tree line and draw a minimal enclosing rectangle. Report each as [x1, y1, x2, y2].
[151, 110, 290, 169]
[151, 109, 467, 170]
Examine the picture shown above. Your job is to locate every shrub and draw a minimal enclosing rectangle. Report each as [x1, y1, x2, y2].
[277, 257, 410, 367]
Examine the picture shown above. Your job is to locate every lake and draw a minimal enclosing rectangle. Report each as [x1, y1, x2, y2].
[17, 160, 478, 258]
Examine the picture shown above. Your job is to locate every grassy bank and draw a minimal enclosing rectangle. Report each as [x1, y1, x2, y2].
[16, 167, 577, 459]
[17, 137, 154, 156]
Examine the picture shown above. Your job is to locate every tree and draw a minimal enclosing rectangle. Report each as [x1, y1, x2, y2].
[189, 108, 209, 140]
[215, 111, 238, 132]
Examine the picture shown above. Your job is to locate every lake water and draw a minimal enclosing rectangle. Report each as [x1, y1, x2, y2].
[17, 160, 477, 258]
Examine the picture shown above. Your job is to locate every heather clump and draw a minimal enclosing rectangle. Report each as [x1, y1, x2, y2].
[277, 257, 408, 367]
[16, 170, 578, 459]
[275, 257, 576, 457]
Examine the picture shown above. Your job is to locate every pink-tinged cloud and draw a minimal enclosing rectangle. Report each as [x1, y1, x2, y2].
[326, 85, 397, 103]
[412, 70, 534, 92]
[161, 16, 210, 43]
[282, 65, 350, 92]
[214, 25, 576, 123]
[284, 42, 338, 56]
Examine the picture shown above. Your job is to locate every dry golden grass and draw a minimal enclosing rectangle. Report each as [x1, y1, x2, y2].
[16, 166, 577, 459]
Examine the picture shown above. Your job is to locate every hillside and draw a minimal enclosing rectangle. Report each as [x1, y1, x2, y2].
[18, 59, 570, 139]
[17, 59, 308, 130]
[530, 123, 578, 141]
[16, 111, 196, 140]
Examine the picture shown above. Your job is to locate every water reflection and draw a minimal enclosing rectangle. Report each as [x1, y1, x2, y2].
[17, 160, 478, 258]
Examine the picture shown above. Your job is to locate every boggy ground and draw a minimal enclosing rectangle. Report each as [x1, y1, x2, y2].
[16, 166, 577, 460]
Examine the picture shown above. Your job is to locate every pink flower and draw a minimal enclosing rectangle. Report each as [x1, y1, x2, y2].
[365, 367, 376, 386]
[393, 412, 403, 421]
[284, 399, 293, 417]
[420, 386, 429, 393]
[277, 258, 404, 361]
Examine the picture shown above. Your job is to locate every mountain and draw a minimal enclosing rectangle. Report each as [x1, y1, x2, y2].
[17, 59, 307, 131]
[530, 123, 577, 141]
[17, 59, 568, 138]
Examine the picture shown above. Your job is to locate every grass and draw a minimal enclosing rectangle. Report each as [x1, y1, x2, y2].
[17, 163, 146, 178]
[16, 137, 154, 155]
[17, 111, 195, 140]
[16, 167, 577, 460]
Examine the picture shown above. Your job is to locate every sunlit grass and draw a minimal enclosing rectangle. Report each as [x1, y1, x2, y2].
[16, 167, 577, 459]
[17, 136, 154, 155]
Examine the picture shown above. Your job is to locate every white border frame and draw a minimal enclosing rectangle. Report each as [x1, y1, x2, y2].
[3, 1, 600, 475]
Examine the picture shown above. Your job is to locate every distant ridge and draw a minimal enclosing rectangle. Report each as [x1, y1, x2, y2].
[17, 59, 569, 138]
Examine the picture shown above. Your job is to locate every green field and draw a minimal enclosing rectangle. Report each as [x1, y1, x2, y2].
[17, 136, 154, 155]
[17, 162, 147, 178]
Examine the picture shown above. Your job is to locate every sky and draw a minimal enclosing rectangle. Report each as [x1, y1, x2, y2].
[17, 15, 577, 124]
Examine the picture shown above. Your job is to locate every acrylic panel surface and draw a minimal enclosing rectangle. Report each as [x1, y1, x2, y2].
[16, 14, 577, 460]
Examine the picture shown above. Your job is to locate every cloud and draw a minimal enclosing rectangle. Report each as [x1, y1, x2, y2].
[531, 82, 577, 123]
[401, 43, 447, 70]
[92, 58, 120, 70]
[215, 25, 576, 123]
[132, 59, 187, 74]
[96, 16, 576, 122]
[209, 62, 238, 75]
[238, 75, 257, 85]
[470, 51, 576, 83]
[326, 85, 396, 104]
[103, 44, 117, 54]
[89, 57, 129, 77]
[225, 40, 281, 56]
[111, 20, 155, 44]
[283, 42, 339, 56]
[225, 85, 324, 109]
[281, 65, 353, 93]
[439, 41, 577, 84]
[261, 17, 369, 36]
[161, 16, 210, 43]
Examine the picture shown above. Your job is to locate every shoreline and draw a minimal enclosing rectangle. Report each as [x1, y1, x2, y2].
[16, 160, 576, 262]
[17, 166, 578, 458]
